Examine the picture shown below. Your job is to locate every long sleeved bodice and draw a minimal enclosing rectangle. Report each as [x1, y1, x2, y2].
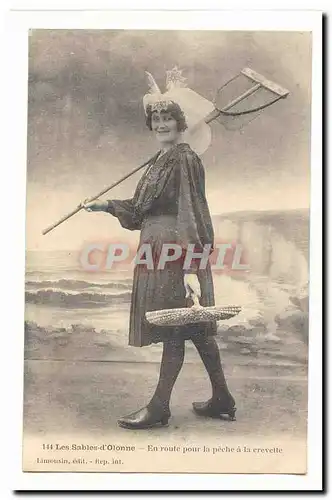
[107, 142, 214, 253]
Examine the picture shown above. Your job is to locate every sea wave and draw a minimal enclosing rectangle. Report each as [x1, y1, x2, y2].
[25, 278, 133, 292]
[25, 289, 132, 308]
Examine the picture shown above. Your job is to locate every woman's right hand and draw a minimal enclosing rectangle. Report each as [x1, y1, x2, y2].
[82, 199, 108, 212]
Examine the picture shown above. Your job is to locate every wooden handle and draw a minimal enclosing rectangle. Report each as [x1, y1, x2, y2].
[42, 156, 153, 235]
[42, 205, 83, 235]
[42, 92, 239, 237]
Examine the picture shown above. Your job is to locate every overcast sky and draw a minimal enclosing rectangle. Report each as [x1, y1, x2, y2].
[26, 30, 312, 251]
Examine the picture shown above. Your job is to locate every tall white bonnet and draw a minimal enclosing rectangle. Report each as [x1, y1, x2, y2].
[143, 67, 214, 155]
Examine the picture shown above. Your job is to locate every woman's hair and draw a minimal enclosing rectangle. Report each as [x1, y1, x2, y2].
[145, 101, 188, 132]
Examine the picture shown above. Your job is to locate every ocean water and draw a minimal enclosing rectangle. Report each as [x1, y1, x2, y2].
[25, 238, 309, 365]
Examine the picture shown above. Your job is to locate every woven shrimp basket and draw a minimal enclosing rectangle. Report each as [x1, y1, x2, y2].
[146, 303, 241, 327]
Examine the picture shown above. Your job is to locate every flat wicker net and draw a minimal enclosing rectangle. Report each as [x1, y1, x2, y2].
[146, 305, 241, 326]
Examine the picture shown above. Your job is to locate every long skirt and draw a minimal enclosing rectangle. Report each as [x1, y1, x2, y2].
[128, 214, 217, 347]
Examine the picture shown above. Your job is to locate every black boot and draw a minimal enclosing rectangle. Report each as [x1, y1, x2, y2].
[117, 400, 171, 430]
[192, 394, 236, 421]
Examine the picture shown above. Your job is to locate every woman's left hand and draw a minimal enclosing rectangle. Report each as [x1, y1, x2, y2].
[184, 273, 201, 305]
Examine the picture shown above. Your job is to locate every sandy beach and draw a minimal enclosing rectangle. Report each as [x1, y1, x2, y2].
[23, 358, 308, 474]
[24, 359, 307, 437]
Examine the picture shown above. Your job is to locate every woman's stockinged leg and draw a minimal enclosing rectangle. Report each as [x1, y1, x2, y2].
[117, 338, 185, 429]
[148, 338, 185, 413]
[191, 336, 235, 409]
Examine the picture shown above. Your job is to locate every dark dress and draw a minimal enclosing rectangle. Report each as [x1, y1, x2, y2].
[107, 142, 217, 347]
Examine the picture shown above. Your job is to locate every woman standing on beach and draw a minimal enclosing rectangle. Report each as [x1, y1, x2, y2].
[83, 69, 236, 429]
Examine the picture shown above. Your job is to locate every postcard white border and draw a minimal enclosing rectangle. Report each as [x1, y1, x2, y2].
[2, 6, 323, 493]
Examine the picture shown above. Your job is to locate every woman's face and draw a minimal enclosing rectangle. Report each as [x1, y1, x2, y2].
[151, 111, 180, 145]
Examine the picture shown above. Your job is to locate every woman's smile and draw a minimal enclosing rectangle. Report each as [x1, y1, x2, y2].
[151, 110, 181, 145]
[157, 129, 171, 135]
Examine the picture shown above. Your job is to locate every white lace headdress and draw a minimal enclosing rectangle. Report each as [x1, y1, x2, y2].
[143, 67, 215, 155]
